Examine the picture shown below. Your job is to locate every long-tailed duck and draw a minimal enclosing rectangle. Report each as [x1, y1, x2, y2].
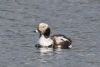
[34, 23, 72, 49]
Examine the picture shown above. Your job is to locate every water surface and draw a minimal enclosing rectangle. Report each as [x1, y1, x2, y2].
[0, 0, 100, 67]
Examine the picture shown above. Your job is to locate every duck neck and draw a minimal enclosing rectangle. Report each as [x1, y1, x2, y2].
[40, 34, 50, 38]
[40, 27, 51, 38]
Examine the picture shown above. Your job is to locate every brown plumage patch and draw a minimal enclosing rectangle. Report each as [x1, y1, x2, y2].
[51, 34, 72, 49]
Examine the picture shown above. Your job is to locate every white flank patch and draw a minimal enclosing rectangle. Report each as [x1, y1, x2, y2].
[57, 45, 61, 48]
[69, 45, 72, 48]
[54, 36, 69, 44]
[39, 35, 53, 46]
[40, 48, 53, 53]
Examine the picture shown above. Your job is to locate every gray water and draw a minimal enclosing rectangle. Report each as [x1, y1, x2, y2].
[0, 0, 100, 67]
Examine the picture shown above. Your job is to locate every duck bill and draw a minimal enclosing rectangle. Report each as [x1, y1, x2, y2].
[34, 29, 39, 33]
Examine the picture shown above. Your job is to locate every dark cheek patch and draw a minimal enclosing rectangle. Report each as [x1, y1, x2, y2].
[44, 28, 50, 37]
